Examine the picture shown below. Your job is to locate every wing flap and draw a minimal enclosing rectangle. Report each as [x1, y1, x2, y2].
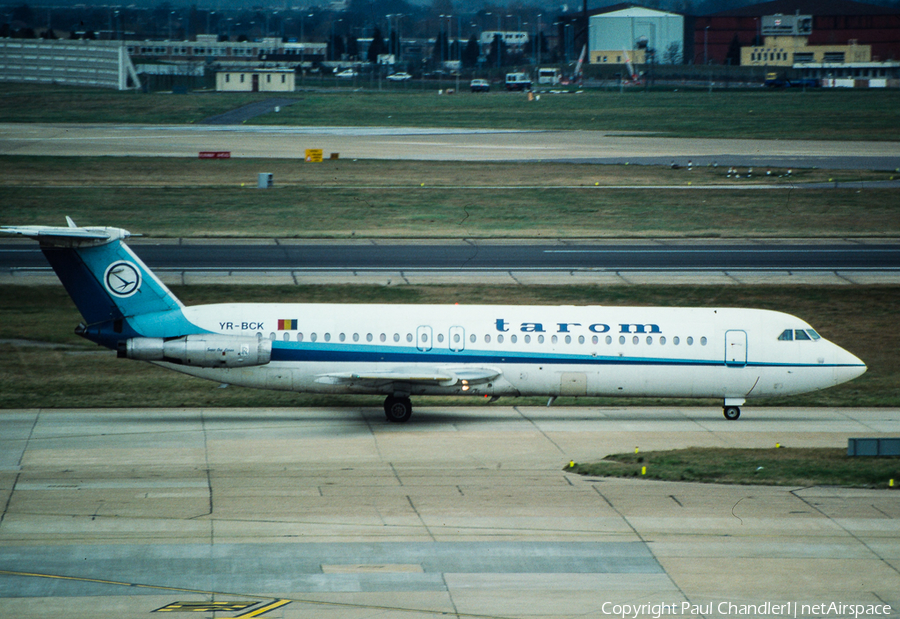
[316, 367, 501, 387]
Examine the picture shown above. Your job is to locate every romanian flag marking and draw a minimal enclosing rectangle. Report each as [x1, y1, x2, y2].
[278, 319, 298, 330]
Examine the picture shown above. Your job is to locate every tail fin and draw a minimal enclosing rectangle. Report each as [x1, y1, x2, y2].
[2, 219, 182, 326]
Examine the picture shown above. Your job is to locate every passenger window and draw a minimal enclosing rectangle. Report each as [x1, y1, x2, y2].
[497, 335, 504, 343]
[380, 333, 386, 342]
[700, 337, 707, 346]
[407, 333, 413, 343]
[538, 335, 545, 344]
[470, 334, 476, 343]
[484, 334, 491, 343]
[578, 335, 585, 344]
[339, 333, 346, 342]
[353, 333, 359, 342]
[438, 334, 444, 343]
[632, 336, 639, 345]
[687, 337, 693, 345]
[794, 329, 812, 341]
[366, 333, 373, 342]
[565, 335, 572, 344]
[525, 335, 531, 343]
[778, 329, 793, 341]
[310, 333, 317, 342]
[324, 333, 331, 342]
[619, 336, 626, 345]
[673, 336, 680, 345]
[660, 336, 666, 345]
[283, 333, 290, 342]
[605, 335, 612, 345]
[592, 335, 598, 344]
[646, 336, 652, 345]
[298, 332, 304, 342]
[393, 333, 400, 342]
[552, 335, 558, 344]
[511, 335, 517, 344]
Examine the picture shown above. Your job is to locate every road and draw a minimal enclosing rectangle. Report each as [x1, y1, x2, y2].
[1, 406, 898, 619]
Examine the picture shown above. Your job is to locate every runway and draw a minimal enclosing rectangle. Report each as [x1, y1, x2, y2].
[1, 406, 898, 618]
[2, 123, 900, 169]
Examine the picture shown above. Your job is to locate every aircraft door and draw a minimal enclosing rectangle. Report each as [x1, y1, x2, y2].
[417, 325, 433, 352]
[725, 330, 748, 367]
[449, 326, 465, 352]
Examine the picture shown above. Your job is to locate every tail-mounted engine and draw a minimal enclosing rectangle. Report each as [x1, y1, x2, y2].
[119, 335, 272, 368]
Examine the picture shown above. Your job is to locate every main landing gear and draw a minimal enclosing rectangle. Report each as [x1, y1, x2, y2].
[723, 398, 744, 420]
[723, 406, 741, 420]
[384, 395, 413, 423]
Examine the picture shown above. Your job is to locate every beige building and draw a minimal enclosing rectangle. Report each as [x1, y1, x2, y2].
[742, 36, 871, 67]
[590, 49, 647, 65]
[215, 69, 295, 92]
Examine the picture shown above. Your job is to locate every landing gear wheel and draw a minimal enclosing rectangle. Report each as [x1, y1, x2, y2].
[723, 406, 741, 420]
[384, 396, 413, 423]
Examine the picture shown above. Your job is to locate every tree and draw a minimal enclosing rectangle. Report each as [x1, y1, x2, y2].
[486, 33, 506, 68]
[725, 34, 741, 66]
[461, 34, 479, 68]
[367, 26, 387, 63]
[664, 41, 682, 64]
[431, 29, 448, 65]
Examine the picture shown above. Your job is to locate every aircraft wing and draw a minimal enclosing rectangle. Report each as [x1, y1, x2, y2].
[315, 367, 501, 387]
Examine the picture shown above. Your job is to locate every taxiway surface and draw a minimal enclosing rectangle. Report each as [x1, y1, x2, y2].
[2, 123, 900, 169]
[1, 406, 898, 619]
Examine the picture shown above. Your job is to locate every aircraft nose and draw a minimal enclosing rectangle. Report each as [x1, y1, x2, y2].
[833, 345, 867, 385]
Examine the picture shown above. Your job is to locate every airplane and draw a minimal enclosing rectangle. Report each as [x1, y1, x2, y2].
[2, 219, 867, 423]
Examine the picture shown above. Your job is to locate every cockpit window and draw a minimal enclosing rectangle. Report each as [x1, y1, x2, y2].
[806, 329, 821, 340]
[778, 329, 793, 341]
[794, 329, 812, 340]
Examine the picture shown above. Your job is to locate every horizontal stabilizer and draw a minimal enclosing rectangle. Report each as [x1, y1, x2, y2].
[1, 218, 131, 246]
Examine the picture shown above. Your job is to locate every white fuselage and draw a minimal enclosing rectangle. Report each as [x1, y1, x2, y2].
[158, 303, 866, 401]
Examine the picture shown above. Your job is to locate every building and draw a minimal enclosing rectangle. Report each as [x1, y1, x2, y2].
[215, 68, 295, 92]
[589, 6, 686, 65]
[128, 35, 326, 68]
[742, 35, 872, 66]
[0, 39, 141, 90]
[695, 0, 900, 66]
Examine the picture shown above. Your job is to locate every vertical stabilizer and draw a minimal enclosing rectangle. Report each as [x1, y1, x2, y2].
[2, 220, 182, 326]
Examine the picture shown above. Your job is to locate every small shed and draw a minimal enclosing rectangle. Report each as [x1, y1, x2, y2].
[216, 68, 295, 92]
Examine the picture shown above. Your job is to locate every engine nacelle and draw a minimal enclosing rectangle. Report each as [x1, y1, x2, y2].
[120, 335, 272, 368]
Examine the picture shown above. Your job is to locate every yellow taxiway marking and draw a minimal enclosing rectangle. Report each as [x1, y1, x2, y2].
[234, 599, 292, 617]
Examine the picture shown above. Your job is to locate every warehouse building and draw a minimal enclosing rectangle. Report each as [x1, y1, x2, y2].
[589, 6, 687, 65]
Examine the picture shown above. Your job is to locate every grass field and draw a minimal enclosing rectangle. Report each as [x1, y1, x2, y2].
[568, 448, 899, 489]
[3, 157, 897, 238]
[2, 84, 900, 140]
[1, 284, 894, 409]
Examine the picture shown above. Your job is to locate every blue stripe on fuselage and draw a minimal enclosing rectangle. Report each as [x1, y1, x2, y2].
[269, 342, 856, 369]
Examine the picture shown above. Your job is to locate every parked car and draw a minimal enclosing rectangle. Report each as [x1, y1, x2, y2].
[470, 78, 490, 92]
[387, 72, 412, 81]
[335, 69, 357, 78]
